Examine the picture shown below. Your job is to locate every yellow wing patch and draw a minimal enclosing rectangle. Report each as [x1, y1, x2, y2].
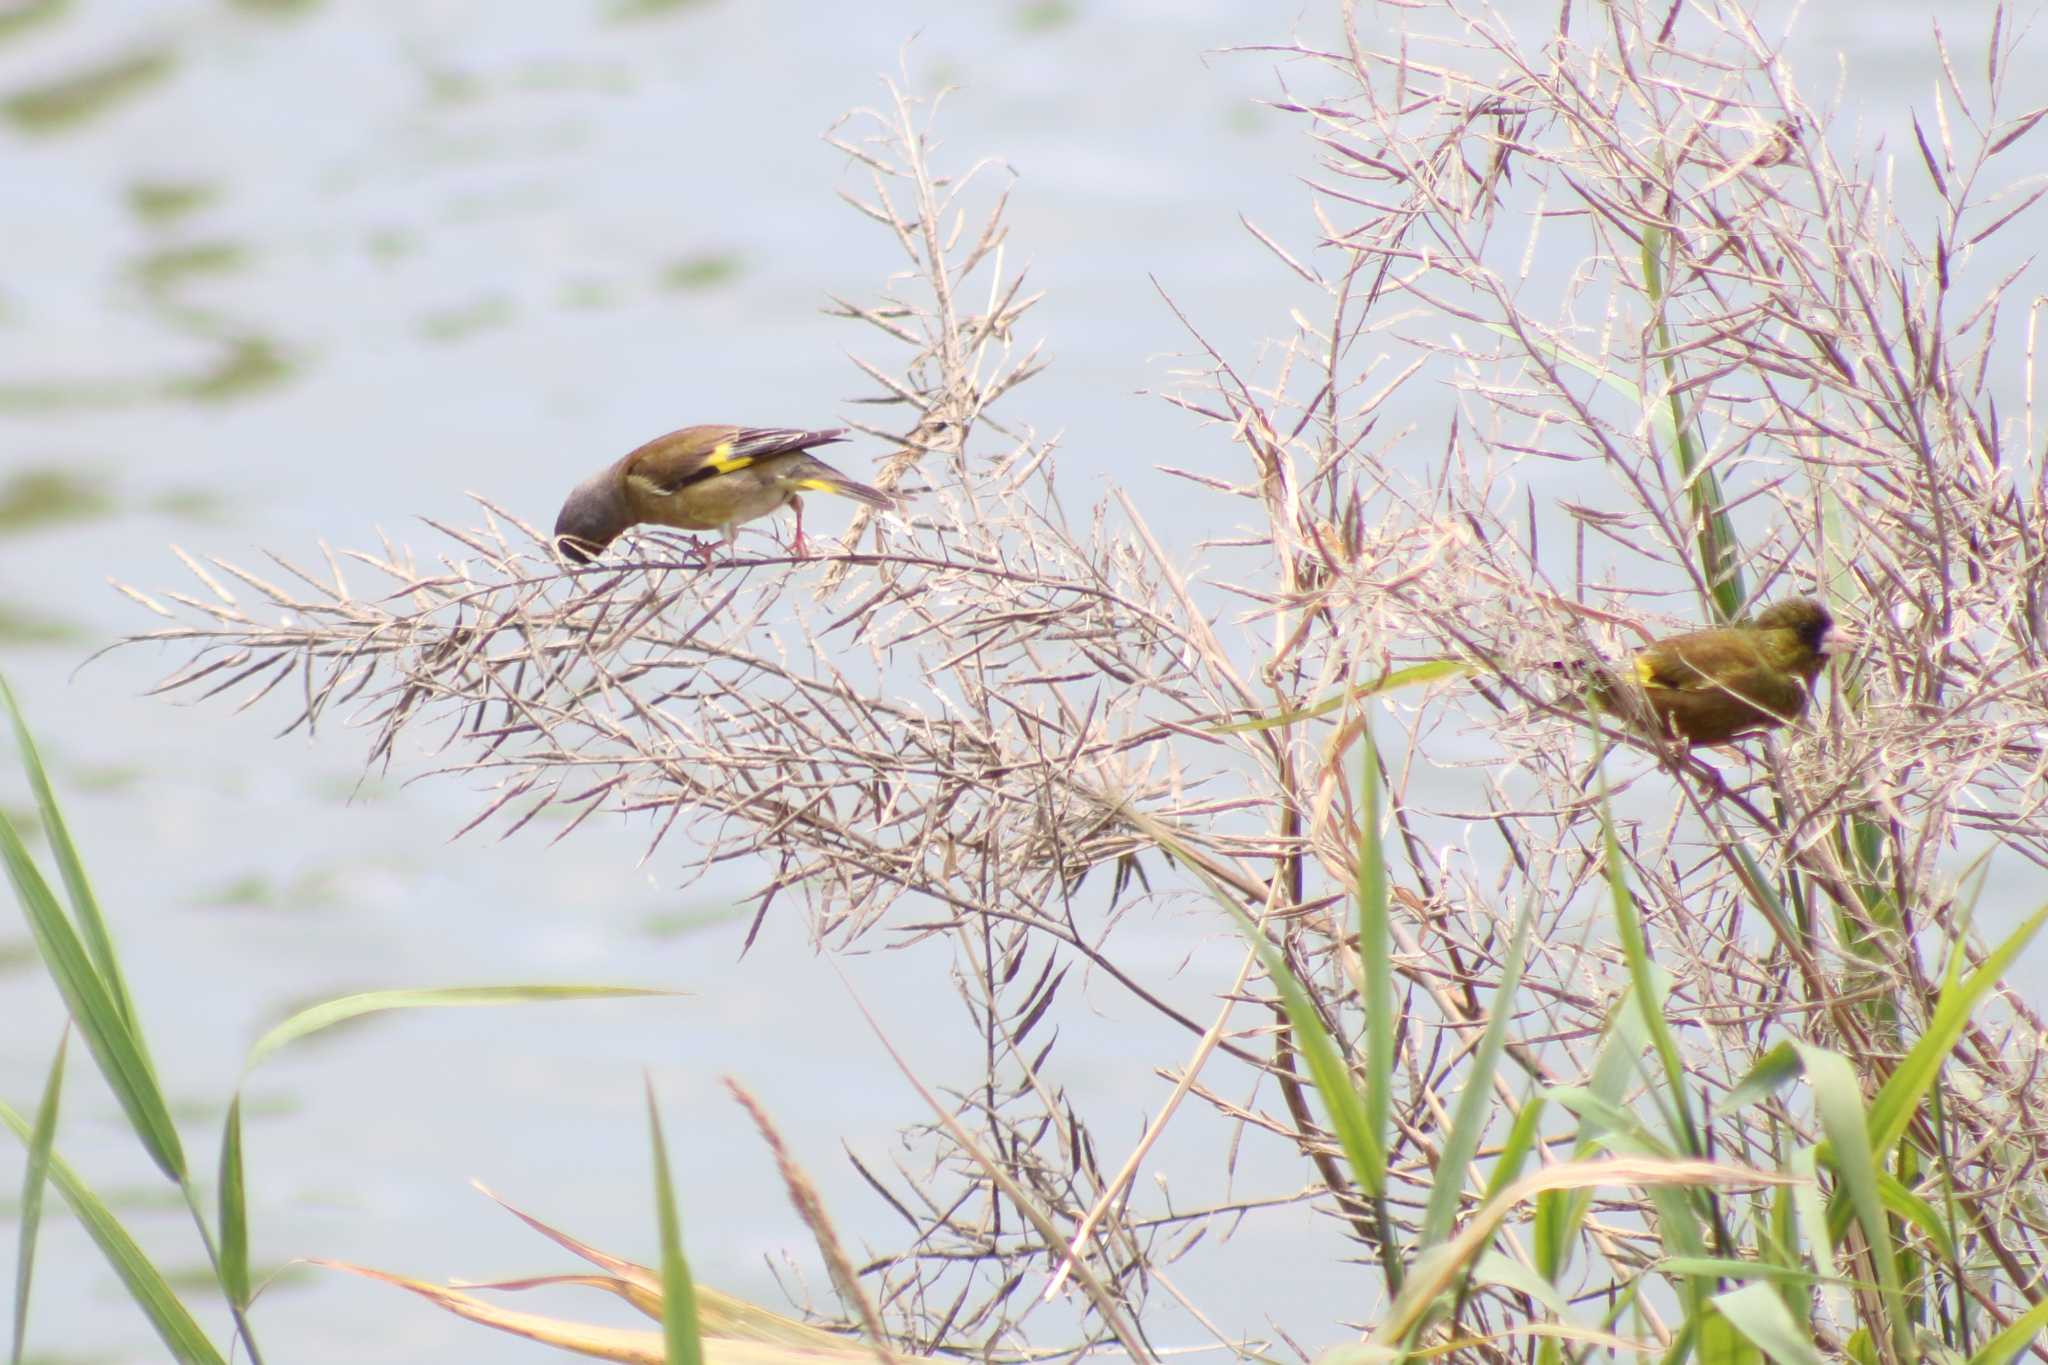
[1634, 656, 1657, 686]
[702, 441, 755, 474]
[793, 478, 841, 493]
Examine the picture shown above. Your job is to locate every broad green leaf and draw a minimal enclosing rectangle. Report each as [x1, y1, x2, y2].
[0, 1102, 225, 1365]
[1797, 1044, 1908, 1361]
[1471, 1249, 1568, 1318]
[1712, 1282, 1828, 1365]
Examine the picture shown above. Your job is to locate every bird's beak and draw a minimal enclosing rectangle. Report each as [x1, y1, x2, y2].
[556, 535, 596, 565]
[1821, 623, 1860, 657]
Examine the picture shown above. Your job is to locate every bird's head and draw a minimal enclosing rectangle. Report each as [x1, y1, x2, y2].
[1754, 597, 1843, 661]
[553, 468, 628, 565]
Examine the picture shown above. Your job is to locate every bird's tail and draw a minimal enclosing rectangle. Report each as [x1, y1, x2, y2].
[794, 473, 896, 510]
[1545, 659, 1627, 709]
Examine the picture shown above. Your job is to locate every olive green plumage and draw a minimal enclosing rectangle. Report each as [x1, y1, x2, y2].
[1579, 597, 1839, 746]
[554, 424, 892, 564]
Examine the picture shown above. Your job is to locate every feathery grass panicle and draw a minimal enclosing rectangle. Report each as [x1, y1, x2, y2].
[98, 6, 2048, 1361]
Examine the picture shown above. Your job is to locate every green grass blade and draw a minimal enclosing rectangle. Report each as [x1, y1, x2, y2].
[0, 679, 143, 1034]
[1713, 1282, 1828, 1365]
[1966, 1292, 2048, 1365]
[1866, 903, 2047, 1154]
[1471, 1249, 1568, 1318]
[243, 985, 678, 1072]
[1481, 1090, 1547, 1203]
[0, 807, 185, 1181]
[1123, 804, 1392, 1272]
[1660, 1257, 1862, 1291]
[0, 1102, 226, 1365]
[1252, 903, 1385, 1192]
[1639, 226, 1744, 619]
[1207, 659, 1470, 734]
[218, 1096, 248, 1309]
[1872, 1167, 1955, 1264]
[1796, 1044, 1908, 1361]
[1722, 1042, 1802, 1114]
[1420, 896, 1532, 1246]
[1356, 725, 1392, 1201]
[1535, 975, 1661, 1285]
[646, 1078, 702, 1365]
[10, 1031, 67, 1365]
[1601, 796, 1701, 1156]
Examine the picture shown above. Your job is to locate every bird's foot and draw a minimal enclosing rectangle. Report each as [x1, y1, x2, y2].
[788, 496, 811, 558]
[1688, 759, 1730, 799]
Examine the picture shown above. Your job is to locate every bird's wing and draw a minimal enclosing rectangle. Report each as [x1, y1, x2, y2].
[1633, 631, 1750, 692]
[634, 426, 848, 495]
[1634, 634, 1806, 714]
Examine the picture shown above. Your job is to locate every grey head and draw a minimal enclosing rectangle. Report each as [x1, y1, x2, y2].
[554, 465, 630, 564]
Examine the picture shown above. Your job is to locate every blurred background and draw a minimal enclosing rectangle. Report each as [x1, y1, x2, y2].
[0, 1, 2029, 1360]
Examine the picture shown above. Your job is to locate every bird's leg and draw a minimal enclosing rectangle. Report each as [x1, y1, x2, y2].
[788, 495, 809, 557]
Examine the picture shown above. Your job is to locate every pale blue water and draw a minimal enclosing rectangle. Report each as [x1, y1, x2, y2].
[1, 2, 2038, 1362]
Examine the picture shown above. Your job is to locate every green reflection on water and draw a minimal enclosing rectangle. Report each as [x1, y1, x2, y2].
[134, 239, 251, 293]
[659, 251, 741, 292]
[418, 294, 515, 342]
[1014, 0, 1077, 33]
[70, 762, 145, 793]
[193, 866, 342, 912]
[227, 0, 324, 15]
[559, 278, 622, 310]
[642, 902, 746, 939]
[607, 0, 714, 20]
[167, 335, 296, 402]
[150, 487, 231, 524]
[161, 1260, 315, 1296]
[126, 180, 220, 225]
[0, 1183, 184, 1218]
[0, 602, 84, 647]
[0, 0, 66, 47]
[2, 46, 175, 134]
[0, 935, 33, 975]
[0, 468, 114, 533]
[0, 803, 40, 843]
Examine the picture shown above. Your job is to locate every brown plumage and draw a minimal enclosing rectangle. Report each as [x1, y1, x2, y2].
[553, 425, 892, 564]
[1574, 598, 1840, 746]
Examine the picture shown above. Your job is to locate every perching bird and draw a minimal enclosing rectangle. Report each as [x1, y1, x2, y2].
[1569, 597, 1840, 746]
[553, 425, 892, 564]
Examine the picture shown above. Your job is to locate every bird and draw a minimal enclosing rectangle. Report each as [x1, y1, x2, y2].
[553, 425, 892, 564]
[1565, 597, 1841, 746]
